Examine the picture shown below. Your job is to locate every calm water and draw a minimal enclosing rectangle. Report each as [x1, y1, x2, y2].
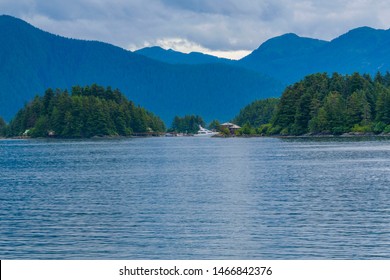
[1, 137, 390, 259]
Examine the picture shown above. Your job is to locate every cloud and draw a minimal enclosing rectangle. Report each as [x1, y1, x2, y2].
[2, 0, 390, 59]
[129, 37, 251, 59]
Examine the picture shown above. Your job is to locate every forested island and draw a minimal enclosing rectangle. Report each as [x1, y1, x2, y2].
[3, 72, 390, 138]
[234, 72, 390, 136]
[1, 84, 165, 138]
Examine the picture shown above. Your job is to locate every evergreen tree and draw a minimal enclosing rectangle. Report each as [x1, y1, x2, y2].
[329, 73, 346, 97]
[273, 86, 300, 130]
[5, 85, 165, 138]
[0, 116, 6, 136]
[309, 107, 328, 133]
[263, 72, 390, 135]
[376, 87, 390, 124]
[346, 90, 372, 128]
[322, 92, 347, 134]
[170, 115, 205, 134]
[208, 120, 221, 131]
[233, 98, 279, 127]
[292, 92, 311, 135]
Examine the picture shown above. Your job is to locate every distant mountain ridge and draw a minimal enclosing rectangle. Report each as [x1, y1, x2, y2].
[137, 26, 390, 86]
[238, 33, 329, 83]
[0, 15, 281, 123]
[2, 15, 390, 124]
[135, 46, 232, 65]
[248, 26, 390, 84]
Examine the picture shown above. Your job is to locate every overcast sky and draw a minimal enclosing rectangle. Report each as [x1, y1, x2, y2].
[2, 0, 390, 59]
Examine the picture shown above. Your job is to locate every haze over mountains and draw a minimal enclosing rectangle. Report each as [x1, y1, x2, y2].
[2, 14, 390, 124]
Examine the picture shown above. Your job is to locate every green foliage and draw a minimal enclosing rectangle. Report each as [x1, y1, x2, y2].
[280, 128, 290, 136]
[171, 115, 205, 134]
[268, 125, 282, 135]
[291, 92, 312, 135]
[373, 121, 386, 134]
[322, 92, 347, 135]
[346, 90, 371, 127]
[219, 126, 231, 136]
[256, 123, 272, 135]
[236, 122, 256, 136]
[0, 116, 6, 136]
[375, 86, 390, 123]
[208, 120, 221, 131]
[268, 72, 390, 135]
[351, 124, 373, 133]
[233, 98, 279, 127]
[6, 84, 165, 138]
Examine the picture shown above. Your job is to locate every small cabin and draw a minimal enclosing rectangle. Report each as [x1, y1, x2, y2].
[221, 122, 241, 134]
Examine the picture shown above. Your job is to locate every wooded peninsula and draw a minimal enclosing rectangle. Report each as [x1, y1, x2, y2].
[234, 72, 390, 136]
[1, 84, 165, 138]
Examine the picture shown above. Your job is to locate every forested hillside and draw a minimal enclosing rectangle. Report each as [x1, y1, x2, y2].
[233, 98, 279, 127]
[265, 72, 390, 135]
[0, 15, 281, 123]
[5, 85, 165, 138]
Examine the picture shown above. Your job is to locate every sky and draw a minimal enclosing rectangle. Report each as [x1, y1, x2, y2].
[2, 0, 390, 59]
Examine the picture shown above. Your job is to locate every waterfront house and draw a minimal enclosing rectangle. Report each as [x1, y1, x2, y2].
[221, 122, 241, 134]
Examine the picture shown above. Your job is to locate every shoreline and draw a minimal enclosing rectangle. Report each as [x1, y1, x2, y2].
[214, 132, 390, 139]
[3, 133, 390, 141]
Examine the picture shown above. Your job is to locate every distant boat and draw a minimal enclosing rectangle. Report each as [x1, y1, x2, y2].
[194, 125, 219, 137]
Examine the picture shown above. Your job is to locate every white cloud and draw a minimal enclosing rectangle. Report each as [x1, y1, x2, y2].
[2, 0, 390, 59]
[129, 38, 251, 59]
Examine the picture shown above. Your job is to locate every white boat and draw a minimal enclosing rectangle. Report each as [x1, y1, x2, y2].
[194, 125, 219, 137]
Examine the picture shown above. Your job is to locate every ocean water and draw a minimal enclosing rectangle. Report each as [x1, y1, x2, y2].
[1, 137, 390, 259]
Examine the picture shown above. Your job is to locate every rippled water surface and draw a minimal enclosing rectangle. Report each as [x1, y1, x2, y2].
[1, 137, 390, 259]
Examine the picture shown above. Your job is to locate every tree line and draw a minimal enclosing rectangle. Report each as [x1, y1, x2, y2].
[0, 116, 6, 137]
[2, 84, 165, 138]
[4, 72, 390, 138]
[235, 72, 390, 136]
[170, 115, 206, 134]
[233, 98, 279, 128]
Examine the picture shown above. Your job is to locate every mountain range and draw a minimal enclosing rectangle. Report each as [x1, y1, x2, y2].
[137, 27, 390, 85]
[0, 15, 280, 123]
[135, 46, 232, 65]
[2, 15, 390, 124]
[240, 27, 390, 84]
